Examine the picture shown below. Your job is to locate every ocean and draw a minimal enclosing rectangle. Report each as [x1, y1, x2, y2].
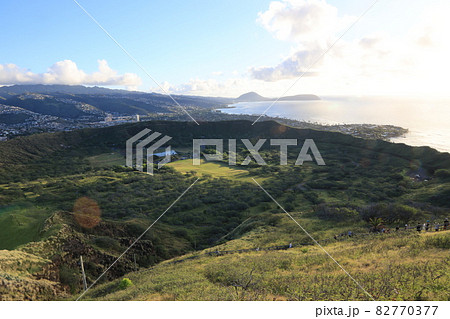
[219, 96, 450, 153]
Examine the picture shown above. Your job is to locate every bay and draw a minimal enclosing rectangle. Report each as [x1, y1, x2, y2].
[219, 96, 450, 153]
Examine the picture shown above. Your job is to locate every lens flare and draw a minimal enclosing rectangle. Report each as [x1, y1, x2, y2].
[271, 124, 287, 135]
[73, 197, 101, 228]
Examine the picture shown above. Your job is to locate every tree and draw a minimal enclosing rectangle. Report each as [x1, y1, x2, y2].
[369, 217, 384, 232]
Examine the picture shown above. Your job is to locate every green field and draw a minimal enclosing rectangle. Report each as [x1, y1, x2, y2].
[167, 159, 265, 183]
[86, 153, 263, 183]
[87, 152, 124, 168]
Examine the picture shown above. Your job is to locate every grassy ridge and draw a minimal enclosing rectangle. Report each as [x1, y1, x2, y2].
[1, 120, 449, 173]
[84, 230, 449, 301]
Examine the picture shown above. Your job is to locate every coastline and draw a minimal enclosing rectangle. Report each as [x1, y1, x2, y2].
[218, 98, 450, 153]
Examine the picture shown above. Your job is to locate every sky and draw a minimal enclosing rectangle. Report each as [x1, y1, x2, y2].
[0, 0, 449, 97]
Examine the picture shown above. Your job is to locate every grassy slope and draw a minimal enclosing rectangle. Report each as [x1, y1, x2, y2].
[84, 230, 449, 301]
[0, 249, 63, 301]
[87, 152, 124, 168]
[0, 204, 50, 250]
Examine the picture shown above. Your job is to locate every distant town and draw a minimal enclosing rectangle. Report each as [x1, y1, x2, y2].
[0, 104, 407, 142]
[0, 85, 407, 142]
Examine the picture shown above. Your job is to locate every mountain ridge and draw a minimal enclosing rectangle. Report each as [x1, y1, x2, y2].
[236, 91, 320, 102]
[0, 84, 233, 119]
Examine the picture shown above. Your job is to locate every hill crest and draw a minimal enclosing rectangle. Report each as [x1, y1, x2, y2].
[236, 92, 320, 102]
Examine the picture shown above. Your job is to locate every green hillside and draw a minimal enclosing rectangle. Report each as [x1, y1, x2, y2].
[0, 204, 49, 250]
[0, 84, 232, 119]
[0, 120, 449, 300]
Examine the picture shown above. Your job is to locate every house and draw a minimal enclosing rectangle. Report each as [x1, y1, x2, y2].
[153, 150, 177, 157]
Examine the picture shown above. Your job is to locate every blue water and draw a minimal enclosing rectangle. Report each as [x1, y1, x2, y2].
[219, 96, 450, 153]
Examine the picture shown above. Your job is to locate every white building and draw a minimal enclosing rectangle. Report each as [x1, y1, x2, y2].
[154, 150, 177, 157]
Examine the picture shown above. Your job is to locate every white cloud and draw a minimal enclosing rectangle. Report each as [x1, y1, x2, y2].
[154, 78, 247, 97]
[153, 77, 304, 98]
[250, 47, 320, 81]
[155, 1, 450, 98]
[139, 1, 450, 98]
[248, 0, 450, 96]
[251, 0, 353, 82]
[257, 0, 352, 45]
[0, 59, 142, 88]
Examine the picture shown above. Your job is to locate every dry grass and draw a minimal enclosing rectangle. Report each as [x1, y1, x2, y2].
[0, 250, 65, 301]
[84, 231, 449, 301]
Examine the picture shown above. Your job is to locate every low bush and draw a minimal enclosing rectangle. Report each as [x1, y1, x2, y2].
[118, 278, 133, 290]
[424, 234, 450, 249]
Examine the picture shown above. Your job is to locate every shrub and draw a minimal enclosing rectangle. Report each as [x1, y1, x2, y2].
[315, 204, 359, 221]
[204, 265, 258, 290]
[277, 257, 293, 270]
[429, 186, 450, 208]
[92, 237, 122, 251]
[359, 203, 420, 224]
[424, 235, 450, 249]
[118, 278, 133, 290]
[303, 191, 322, 205]
[434, 169, 450, 180]
[59, 266, 79, 293]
